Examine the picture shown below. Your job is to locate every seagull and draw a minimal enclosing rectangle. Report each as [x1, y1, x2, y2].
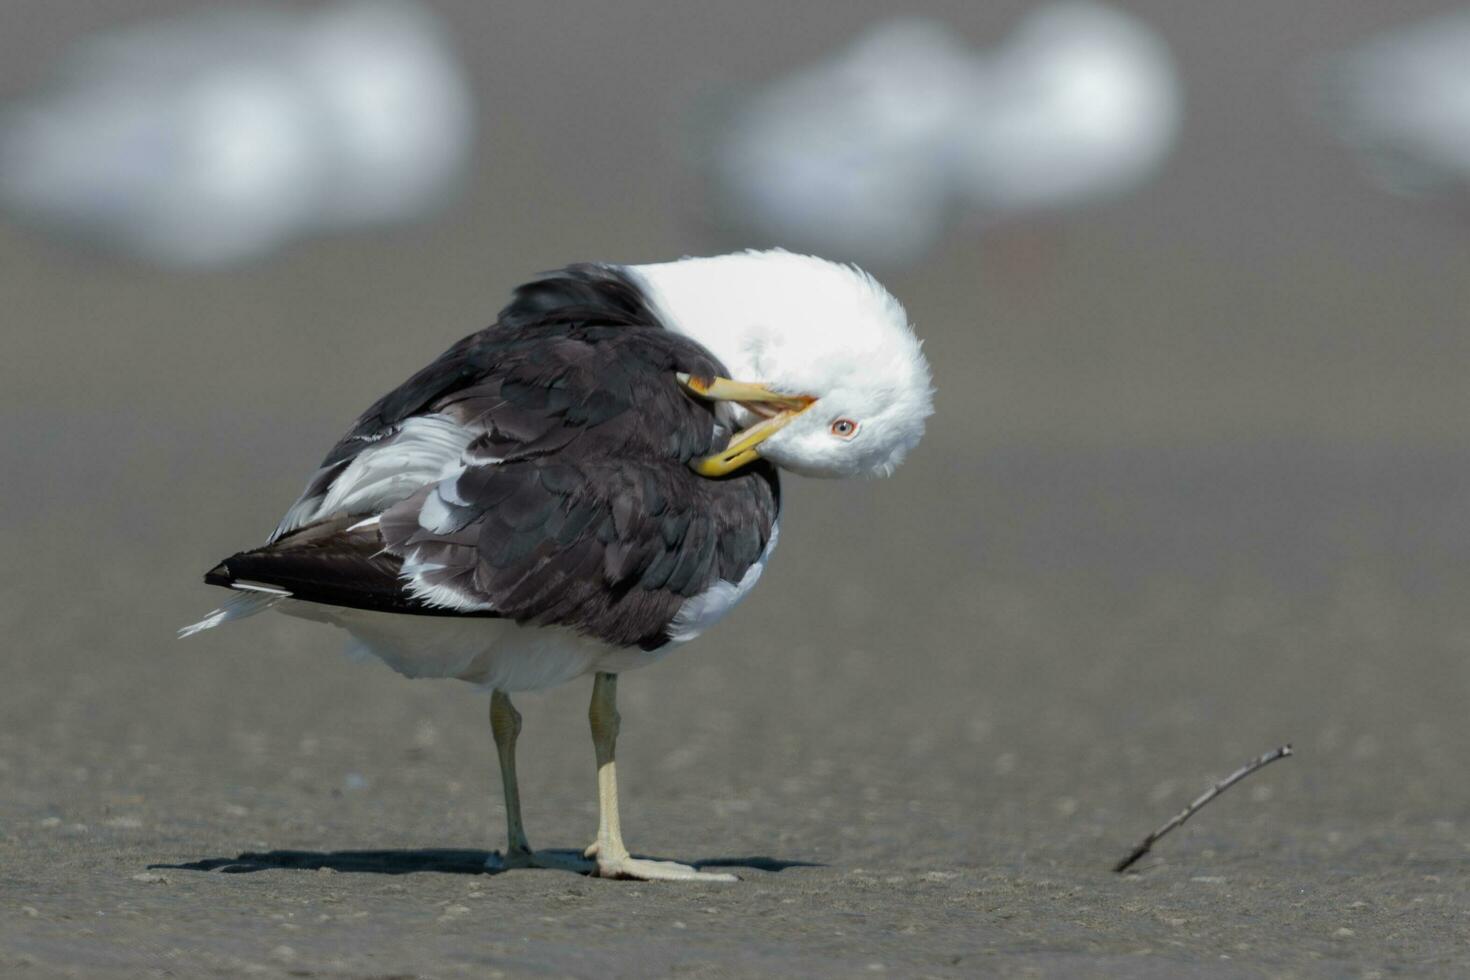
[183, 250, 934, 881]
[705, 19, 985, 268]
[704, 3, 1180, 268]
[951, 1, 1181, 218]
[0, 0, 473, 267]
[1305, 8, 1470, 202]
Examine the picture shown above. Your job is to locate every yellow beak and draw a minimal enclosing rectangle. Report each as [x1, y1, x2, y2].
[677, 372, 815, 477]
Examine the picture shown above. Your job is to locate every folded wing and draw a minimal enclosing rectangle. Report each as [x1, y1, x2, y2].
[201, 266, 781, 650]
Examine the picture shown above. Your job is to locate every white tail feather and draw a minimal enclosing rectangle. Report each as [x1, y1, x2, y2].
[178, 589, 287, 638]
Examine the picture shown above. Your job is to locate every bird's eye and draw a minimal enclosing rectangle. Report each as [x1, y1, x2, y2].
[830, 418, 859, 439]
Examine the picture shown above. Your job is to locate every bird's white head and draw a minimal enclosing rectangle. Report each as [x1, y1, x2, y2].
[631, 249, 934, 479]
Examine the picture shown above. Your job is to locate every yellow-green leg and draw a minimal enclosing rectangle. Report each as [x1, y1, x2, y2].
[485, 689, 592, 873]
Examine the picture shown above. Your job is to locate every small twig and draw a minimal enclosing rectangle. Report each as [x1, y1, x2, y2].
[1113, 744, 1293, 873]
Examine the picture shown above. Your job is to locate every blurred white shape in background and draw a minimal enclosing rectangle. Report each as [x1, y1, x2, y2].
[710, 20, 987, 269]
[1307, 9, 1470, 200]
[0, 1, 474, 268]
[706, 3, 1182, 268]
[953, 2, 1180, 217]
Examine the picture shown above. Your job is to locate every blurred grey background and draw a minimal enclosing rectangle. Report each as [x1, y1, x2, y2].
[3, 3, 1470, 977]
[2, 2, 1467, 482]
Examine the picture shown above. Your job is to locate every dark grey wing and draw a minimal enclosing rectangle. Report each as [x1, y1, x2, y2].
[377, 455, 780, 649]
[270, 264, 695, 542]
[209, 269, 781, 648]
[206, 516, 435, 616]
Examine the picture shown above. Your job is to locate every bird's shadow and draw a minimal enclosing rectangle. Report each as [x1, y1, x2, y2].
[151, 848, 821, 876]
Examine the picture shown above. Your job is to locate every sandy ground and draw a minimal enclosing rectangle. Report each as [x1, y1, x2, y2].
[5, 441, 1470, 979]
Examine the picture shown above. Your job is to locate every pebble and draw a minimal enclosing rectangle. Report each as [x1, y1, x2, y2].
[1334, 927, 1355, 938]
[130, 873, 168, 884]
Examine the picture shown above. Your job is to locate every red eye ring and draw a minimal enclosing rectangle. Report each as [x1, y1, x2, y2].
[830, 418, 858, 439]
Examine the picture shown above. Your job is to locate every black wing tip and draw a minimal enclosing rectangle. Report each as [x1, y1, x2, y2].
[204, 560, 236, 588]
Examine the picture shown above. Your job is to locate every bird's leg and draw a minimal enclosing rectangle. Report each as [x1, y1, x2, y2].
[484, 689, 591, 873]
[587, 672, 737, 882]
[490, 689, 532, 861]
[588, 673, 625, 864]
